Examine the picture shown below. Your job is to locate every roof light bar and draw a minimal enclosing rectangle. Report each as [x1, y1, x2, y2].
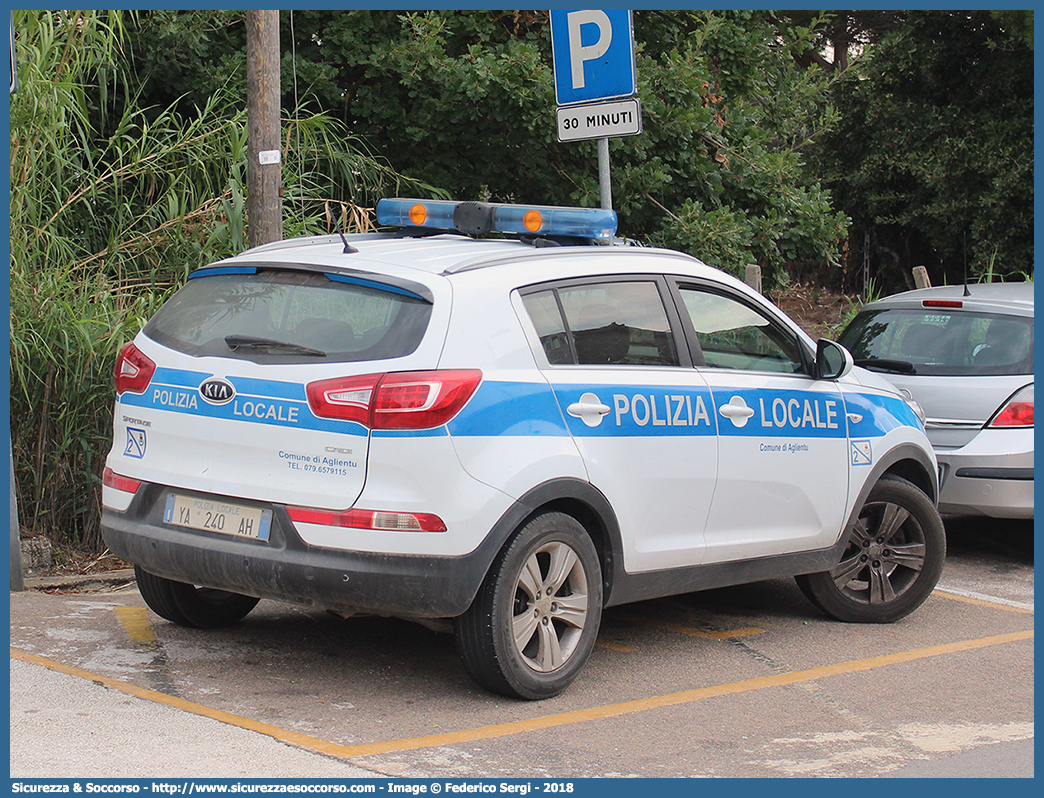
[376, 198, 618, 241]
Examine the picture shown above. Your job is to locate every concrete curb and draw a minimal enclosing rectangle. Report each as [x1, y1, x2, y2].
[22, 568, 137, 591]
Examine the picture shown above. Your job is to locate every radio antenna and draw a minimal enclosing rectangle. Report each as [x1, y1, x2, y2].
[332, 211, 358, 254]
[963, 231, 971, 296]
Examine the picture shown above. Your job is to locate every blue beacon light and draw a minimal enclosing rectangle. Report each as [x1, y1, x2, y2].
[376, 199, 618, 241]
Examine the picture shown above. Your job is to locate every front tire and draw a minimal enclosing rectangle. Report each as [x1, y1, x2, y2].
[135, 565, 260, 629]
[456, 512, 603, 700]
[796, 476, 945, 623]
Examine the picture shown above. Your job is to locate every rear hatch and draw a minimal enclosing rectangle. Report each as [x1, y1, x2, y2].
[109, 263, 443, 510]
[874, 374, 1032, 448]
[839, 303, 1033, 447]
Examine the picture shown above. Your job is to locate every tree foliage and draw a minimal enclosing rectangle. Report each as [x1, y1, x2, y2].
[811, 11, 1034, 288]
[123, 9, 850, 284]
[16, 9, 1026, 550]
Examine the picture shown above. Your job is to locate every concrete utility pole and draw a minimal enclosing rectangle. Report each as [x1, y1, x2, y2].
[246, 10, 282, 247]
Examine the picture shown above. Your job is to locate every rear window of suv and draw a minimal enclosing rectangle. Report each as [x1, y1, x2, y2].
[143, 268, 432, 363]
[840, 307, 1034, 376]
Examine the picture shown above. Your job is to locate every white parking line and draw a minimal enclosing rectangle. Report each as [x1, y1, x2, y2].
[935, 584, 1034, 613]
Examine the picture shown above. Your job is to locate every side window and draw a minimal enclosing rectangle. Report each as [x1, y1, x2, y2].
[521, 290, 573, 365]
[521, 280, 680, 367]
[679, 287, 804, 373]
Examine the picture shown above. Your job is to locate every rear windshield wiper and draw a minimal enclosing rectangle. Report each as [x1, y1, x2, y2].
[854, 358, 916, 374]
[224, 334, 326, 357]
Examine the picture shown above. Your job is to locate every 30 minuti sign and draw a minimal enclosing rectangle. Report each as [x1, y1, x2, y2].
[556, 97, 642, 142]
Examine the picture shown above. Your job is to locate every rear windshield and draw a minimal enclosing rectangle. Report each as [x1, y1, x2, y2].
[839, 307, 1033, 376]
[144, 269, 432, 363]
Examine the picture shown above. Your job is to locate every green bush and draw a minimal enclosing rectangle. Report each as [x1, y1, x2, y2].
[9, 10, 428, 549]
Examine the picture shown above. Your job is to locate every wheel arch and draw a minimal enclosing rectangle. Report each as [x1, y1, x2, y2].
[842, 442, 939, 546]
[492, 478, 624, 609]
[882, 456, 937, 504]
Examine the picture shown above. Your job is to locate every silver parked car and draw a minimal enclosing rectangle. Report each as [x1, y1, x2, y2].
[839, 282, 1033, 519]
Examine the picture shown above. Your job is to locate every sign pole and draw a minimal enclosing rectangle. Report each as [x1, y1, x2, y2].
[597, 138, 612, 211]
[550, 10, 639, 218]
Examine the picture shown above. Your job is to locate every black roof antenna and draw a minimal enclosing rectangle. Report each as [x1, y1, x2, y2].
[962, 231, 971, 296]
[330, 210, 358, 254]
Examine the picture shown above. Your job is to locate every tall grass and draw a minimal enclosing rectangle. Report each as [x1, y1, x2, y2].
[9, 10, 435, 550]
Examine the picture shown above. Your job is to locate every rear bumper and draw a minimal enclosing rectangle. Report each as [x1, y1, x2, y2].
[101, 484, 504, 618]
[936, 428, 1034, 519]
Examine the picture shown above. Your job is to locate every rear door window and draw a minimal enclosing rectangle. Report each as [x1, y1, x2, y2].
[144, 268, 433, 363]
[521, 279, 680, 367]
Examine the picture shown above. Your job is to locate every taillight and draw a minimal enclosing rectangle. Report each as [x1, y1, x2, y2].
[307, 374, 379, 426]
[102, 467, 142, 494]
[307, 370, 482, 429]
[114, 342, 156, 395]
[922, 299, 963, 309]
[286, 506, 447, 532]
[989, 385, 1034, 428]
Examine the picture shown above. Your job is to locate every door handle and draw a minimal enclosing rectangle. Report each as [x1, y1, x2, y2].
[718, 396, 755, 428]
[567, 400, 611, 417]
[719, 402, 755, 419]
[567, 392, 611, 427]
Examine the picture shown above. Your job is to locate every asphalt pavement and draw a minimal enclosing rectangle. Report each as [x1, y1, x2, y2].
[10, 654, 384, 779]
[9, 520, 1034, 782]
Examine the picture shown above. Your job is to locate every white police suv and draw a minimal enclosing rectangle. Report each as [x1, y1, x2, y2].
[102, 198, 945, 699]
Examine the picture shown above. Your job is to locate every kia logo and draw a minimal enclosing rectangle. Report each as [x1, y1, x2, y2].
[199, 377, 236, 405]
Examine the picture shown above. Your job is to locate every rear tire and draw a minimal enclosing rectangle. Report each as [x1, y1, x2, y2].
[134, 565, 260, 629]
[796, 476, 945, 623]
[456, 512, 602, 700]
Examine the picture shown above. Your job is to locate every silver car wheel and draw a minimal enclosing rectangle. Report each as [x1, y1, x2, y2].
[511, 540, 590, 673]
[456, 511, 603, 699]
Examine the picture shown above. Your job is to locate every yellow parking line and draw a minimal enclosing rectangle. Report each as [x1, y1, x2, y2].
[596, 640, 638, 653]
[619, 613, 765, 639]
[11, 648, 365, 762]
[114, 606, 157, 644]
[11, 628, 1032, 762]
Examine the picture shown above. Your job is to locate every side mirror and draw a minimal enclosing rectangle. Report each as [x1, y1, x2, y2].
[815, 339, 854, 381]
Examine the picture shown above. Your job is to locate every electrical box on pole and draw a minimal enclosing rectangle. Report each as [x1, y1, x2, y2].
[246, 10, 282, 248]
[550, 10, 641, 212]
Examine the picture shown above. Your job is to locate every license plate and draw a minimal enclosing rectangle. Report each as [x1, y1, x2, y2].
[164, 493, 272, 541]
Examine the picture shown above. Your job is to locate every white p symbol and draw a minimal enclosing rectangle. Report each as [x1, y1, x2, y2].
[567, 10, 612, 90]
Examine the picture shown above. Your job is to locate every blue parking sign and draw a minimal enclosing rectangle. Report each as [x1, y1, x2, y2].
[551, 10, 636, 106]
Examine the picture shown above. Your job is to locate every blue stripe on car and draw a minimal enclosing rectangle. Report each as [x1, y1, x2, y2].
[448, 382, 570, 438]
[122, 369, 918, 442]
[842, 390, 923, 437]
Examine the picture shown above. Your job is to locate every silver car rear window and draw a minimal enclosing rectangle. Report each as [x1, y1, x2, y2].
[143, 269, 432, 363]
[840, 307, 1033, 376]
